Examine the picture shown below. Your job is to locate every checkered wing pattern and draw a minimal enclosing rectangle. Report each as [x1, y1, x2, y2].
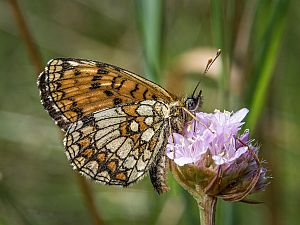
[64, 100, 169, 187]
[38, 58, 174, 131]
[38, 58, 183, 193]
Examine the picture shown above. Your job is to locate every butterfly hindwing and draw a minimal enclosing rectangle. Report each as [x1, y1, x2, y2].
[38, 58, 174, 131]
[63, 100, 170, 186]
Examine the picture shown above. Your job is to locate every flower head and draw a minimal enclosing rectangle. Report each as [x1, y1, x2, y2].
[167, 108, 269, 201]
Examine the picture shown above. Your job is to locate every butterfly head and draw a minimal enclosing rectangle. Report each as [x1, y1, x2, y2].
[185, 89, 203, 112]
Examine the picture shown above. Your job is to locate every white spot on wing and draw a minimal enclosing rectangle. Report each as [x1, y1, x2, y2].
[136, 157, 148, 171]
[128, 168, 144, 182]
[143, 149, 152, 160]
[141, 128, 154, 142]
[94, 107, 126, 120]
[68, 61, 80, 66]
[130, 121, 139, 132]
[80, 60, 96, 65]
[64, 130, 81, 147]
[96, 117, 126, 129]
[123, 156, 136, 168]
[66, 144, 79, 159]
[137, 105, 153, 116]
[154, 102, 170, 118]
[73, 156, 85, 168]
[144, 117, 153, 125]
[95, 124, 119, 141]
[96, 171, 110, 182]
[117, 138, 134, 159]
[141, 100, 156, 105]
[106, 137, 126, 152]
[83, 161, 98, 175]
[96, 129, 120, 149]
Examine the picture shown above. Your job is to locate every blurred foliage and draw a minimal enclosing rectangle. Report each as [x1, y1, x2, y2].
[0, 0, 299, 225]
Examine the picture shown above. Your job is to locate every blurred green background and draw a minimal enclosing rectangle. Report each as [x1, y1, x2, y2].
[0, 0, 299, 225]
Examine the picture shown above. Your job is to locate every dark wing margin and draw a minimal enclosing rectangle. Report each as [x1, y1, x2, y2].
[38, 70, 71, 131]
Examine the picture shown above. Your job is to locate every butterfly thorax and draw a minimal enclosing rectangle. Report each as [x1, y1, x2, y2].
[166, 100, 185, 134]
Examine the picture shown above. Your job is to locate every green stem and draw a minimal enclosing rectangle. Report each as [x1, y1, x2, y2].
[170, 161, 218, 225]
[197, 195, 217, 225]
[134, 0, 163, 82]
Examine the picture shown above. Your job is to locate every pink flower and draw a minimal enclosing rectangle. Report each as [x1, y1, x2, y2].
[167, 108, 269, 200]
[167, 108, 249, 166]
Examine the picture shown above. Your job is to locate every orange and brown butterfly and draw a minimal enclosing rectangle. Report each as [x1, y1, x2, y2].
[37, 58, 204, 194]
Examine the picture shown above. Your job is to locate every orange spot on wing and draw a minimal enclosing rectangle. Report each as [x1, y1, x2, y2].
[64, 111, 78, 122]
[122, 105, 139, 116]
[119, 122, 128, 136]
[130, 133, 140, 143]
[79, 138, 90, 148]
[81, 148, 94, 157]
[115, 172, 127, 181]
[56, 99, 73, 110]
[136, 117, 147, 131]
[107, 161, 117, 172]
[97, 153, 106, 162]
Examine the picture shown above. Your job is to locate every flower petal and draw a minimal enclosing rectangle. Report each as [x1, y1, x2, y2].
[232, 146, 248, 161]
[230, 108, 249, 123]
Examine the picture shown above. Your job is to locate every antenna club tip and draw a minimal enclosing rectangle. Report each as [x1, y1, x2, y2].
[217, 49, 221, 55]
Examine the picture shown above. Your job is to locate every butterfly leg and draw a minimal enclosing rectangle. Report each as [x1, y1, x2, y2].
[167, 118, 177, 160]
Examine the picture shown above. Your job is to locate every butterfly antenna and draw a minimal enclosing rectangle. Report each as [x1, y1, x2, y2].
[191, 49, 222, 98]
[206, 49, 221, 73]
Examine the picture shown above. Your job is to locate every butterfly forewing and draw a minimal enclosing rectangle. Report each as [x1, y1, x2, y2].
[38, 58, 174, 131]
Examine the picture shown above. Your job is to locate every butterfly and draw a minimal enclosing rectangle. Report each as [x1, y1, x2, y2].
[37, 58, 203, 194]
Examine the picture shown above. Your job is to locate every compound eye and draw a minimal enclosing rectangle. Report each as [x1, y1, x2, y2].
[186, 98, 197, 111]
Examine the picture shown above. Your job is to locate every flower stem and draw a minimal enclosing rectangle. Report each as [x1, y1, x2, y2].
[197, 195, 217, 225]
